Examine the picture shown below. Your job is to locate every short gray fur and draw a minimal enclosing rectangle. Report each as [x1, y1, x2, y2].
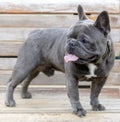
[5, 5, 114, 117]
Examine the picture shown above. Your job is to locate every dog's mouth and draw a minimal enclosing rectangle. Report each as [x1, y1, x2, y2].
[64, 54, 79, 62]
[64, 54, 97, 64]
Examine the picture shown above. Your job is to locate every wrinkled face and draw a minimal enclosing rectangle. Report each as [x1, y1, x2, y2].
[64, 21, 108, 64]
[64, 8, 111, 64]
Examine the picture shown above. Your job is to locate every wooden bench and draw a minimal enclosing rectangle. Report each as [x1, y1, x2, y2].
[0, 0, 119, 86]
[0, 1, 120, 121]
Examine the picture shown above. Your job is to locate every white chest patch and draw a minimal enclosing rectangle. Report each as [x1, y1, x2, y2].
[85, 63, 97, 79]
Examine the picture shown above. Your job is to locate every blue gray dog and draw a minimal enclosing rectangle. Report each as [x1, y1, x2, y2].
[5, 5, 114, 117]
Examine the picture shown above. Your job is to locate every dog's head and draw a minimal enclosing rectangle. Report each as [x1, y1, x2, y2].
[64, 5, 111, 64]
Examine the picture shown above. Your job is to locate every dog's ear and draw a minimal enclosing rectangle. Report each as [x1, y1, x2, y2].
[94, 11, 110, 36]
[77, 5, 88, 20]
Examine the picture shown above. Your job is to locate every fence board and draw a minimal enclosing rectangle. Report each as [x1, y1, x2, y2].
[0, 0, 119, 88]
[0, 58, 119, 72]
[0, 0, 119, 14]
[114, 43, 120, 56]
[0, 58, 17, 70]
[0, 42, 21, 56]
[0, 70, 119, 86]
[0, 28, 119, 42]
[0, 14, 119, 28]
[0, 42, 119, 57]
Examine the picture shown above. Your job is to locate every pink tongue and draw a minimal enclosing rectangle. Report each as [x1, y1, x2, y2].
[64, 54, 79, 62]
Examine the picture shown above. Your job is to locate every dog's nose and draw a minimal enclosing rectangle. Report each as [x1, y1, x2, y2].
[70, 42, 74, 47]
[69, 41, 77, 48]
[66, 42, 76, 54]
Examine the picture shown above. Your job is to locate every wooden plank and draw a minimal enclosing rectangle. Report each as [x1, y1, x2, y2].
[0, 14, 119, 28]
[0, 58, 17, 70]
[0, 58, 119, 71]
[0, 0, 119, 14]
[112, 60, 120, 72]
[0, 70, 119, 86]
[0, 42, 21, 56]
[0, 71, 66, 85]
[0, 28, 119, 43]
[0, 14, 78, 28]
[114, 43, 120, 56]
[0, 28, 31, 41]
[111, 29, 120, 42]
[0, 86, 120, 122]
[0, 58, 119, 86]
[107, 72, 120, 85]
[0, 113, 120, 122]
[0, 42, 119, 57]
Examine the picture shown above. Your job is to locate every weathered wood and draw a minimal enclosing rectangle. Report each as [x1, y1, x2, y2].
[114, 43, 120, 56]
[0, 1, 119, 120]
[0, 28, 119, 43]
[111, 29, 120, 42]
[0, 70, 66, 85]
[0, 14, 119, 28]
[112, 60, 120, 72]
[0, 58, 119, 86]
[0, 0, 119, 14]
[0, 42, 21, 56]
[0, 113, 120, 122]
[0, 58, 119, 71]
[0, 28, 31, 41]
[107, 72, 120, 85]
[0, 14, 78, 28]
[0, 42, 119, 56]
[0, 70, 119, 85]
[0, 86, 120, 122]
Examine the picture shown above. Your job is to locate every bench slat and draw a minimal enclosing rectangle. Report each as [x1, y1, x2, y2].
[0, 14, 119, 28]
[0, 0, 119, 14]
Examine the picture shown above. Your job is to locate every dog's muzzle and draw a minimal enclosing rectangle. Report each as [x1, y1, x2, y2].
[65, 41, 100, 64]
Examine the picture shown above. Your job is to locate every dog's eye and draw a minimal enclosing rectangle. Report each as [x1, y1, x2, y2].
[81, 39, 88, 43]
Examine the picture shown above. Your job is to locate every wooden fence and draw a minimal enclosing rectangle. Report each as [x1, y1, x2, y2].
[0, 0, 119, 86]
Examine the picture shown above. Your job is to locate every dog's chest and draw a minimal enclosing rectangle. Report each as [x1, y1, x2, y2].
[85, 63, 97, 79]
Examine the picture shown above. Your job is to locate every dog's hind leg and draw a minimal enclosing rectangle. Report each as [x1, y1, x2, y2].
[5, 62, 38, 107]
[21, 66, 55, 99]
[21, 70, 40, 99]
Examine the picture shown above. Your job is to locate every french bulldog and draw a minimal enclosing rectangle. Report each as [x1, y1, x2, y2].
[5, 5, 114, 117]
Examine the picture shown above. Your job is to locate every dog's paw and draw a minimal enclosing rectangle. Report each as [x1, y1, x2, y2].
[73, 108, 87, 117]
[72, 103, 87, 117]
[21, 91, 32, 99]
[92, 104, 105, 111]
[5, 99, 16, 107]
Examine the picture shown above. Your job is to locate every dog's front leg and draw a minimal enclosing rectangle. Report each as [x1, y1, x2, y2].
[66, 76, 86, 117]
[90, 77, 107, 111]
